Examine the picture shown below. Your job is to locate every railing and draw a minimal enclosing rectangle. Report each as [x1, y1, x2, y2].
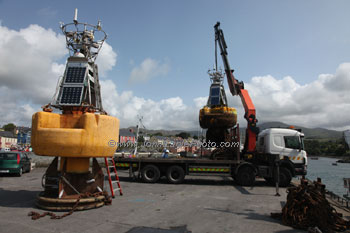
[327, 190, 350, 209]
[302, 176, 350, 210]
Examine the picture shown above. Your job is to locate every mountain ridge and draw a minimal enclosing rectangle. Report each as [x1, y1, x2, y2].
[121, 121, 344, 140]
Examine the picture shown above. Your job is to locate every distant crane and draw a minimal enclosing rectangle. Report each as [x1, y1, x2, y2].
[132, 115, 147, 157]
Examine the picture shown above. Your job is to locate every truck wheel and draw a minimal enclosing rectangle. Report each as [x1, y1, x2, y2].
[27, 164, 32, 173]
[236, 166, 255, 186]
[278, 167, 292, 187]
[231, 174, 236, 182]
[141, 165, 160, 183]
[166, 166, 185, 184]
[264, 177, 274, 185]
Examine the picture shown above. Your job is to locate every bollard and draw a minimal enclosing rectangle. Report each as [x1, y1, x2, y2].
[275, 158, 280, 197]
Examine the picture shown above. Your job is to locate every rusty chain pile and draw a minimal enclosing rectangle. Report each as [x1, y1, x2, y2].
[28, 191, 111, 220]
[271, 179, 350, 232]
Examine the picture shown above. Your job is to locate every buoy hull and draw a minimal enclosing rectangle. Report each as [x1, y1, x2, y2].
[31, 112, 119, 157]
[199, 106, 237, 129]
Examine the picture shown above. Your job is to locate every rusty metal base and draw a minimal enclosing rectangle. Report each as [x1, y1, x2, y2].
[36, 191, 106, 211]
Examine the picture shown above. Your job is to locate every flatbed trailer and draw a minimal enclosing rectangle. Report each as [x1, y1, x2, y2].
[114, 155, 297, 186]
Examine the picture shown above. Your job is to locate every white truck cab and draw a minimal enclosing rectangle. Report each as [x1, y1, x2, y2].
[257, 128, 307, 175]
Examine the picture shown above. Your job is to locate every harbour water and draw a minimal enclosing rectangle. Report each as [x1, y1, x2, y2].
[306, 157, 350, 196]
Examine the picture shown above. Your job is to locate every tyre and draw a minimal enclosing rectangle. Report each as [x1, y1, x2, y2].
[26, 164, 31, 173]
[141, 165, 160, 183]
[17, 167, 23, 177]
[231, 174, 236, 182]
[166, 165, 185, 184]
[236, 166, 255, 186]
[278, 167, 292, 187]
[264, 177, 274, 185]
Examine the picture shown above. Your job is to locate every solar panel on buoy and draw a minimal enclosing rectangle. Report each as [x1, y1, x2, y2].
[64, 67, 86, 83]
[59, 86, 83, 104]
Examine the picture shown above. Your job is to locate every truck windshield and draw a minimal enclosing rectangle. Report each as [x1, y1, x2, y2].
[284, 136, 301, 150]
[300, 136, 305, 150]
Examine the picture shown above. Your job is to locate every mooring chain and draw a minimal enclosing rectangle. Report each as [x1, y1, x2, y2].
[271, 180, 350, 232]
[28, 191, 111, 220]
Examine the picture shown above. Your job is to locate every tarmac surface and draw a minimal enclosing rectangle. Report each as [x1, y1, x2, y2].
[0, 167, 305, 233]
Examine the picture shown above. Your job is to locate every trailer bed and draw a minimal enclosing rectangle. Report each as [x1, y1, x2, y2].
[115, 157, 241, 164]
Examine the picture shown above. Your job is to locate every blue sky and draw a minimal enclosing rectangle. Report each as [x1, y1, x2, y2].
[1, 0, 350, 130]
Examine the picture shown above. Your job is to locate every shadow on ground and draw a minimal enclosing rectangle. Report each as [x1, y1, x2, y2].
[0, 174, 20, 177]
[116, 173, 279, 191]
[205, 207, 280, 224]
[126, 225, 191, 233]
[274, 230, 305, 233]
[203, 208, 304, 232]
[0, 188, 39, 208]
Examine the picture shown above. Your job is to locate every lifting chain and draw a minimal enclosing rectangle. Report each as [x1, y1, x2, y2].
[271, 179, 350, 232]
[28, 191, 112, 220]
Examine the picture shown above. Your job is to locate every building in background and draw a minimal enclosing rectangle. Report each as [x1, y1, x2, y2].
[0, 131, 17, 150]
[119, 129, 136, 143]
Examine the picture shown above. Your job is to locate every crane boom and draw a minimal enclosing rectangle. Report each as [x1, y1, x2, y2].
[214, 22, 259, 153]
[214, 22, 239, 96]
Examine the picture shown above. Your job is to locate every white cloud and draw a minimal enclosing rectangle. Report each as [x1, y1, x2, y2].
[1, 23, 350, 132]
[0, 24, 68, 126]
[227, 63, 350, 131]
[96, 42, 117, 77]
[193, 97, 208, 109]
[0, 86, 37, 126]
[101, 80, 199, 130]
[0, 23, 117, 127]
[129, 58, 169, 83]
[0, 24, 66, 105]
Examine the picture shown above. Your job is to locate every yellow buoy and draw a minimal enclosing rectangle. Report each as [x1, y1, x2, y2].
[32, 112, 119, 158]
[30, 10, 122, 208]
[199, 106, 237, 129]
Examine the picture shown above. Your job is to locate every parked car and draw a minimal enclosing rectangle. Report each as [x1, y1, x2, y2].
[0, 152, 31, 176]
[0, 148, 11, 152]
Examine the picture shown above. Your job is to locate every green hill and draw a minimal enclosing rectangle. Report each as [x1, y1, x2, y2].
[121, 121, 343, 140]
[258, 121, 343, 140]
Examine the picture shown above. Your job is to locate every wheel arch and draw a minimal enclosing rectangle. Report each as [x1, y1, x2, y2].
[279, 159, 295, 177]
[234, 162, 256, 177]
